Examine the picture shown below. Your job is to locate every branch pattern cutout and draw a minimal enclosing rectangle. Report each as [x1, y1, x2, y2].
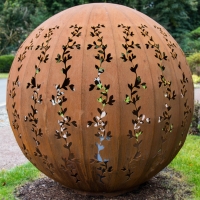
[178, 62, 192, 146]
[87, 24, 114, 184]
[138, 24, 177, 173]
[35, 27, 44, 39]
[24, 25, 59, 175]
[8, 36, 39, 160]
[9, 76, 31, 159]
[154, 25, 178, 60]
[153, 26, 192, 146]
[118, 24, 150, 181]
[50, 24, 82, 183]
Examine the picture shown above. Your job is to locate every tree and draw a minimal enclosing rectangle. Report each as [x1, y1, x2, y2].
[179, 27, 200, 54]
[43, 0, 84, 15]
[143, 0, 198, 43]
[0, 0, 43, 55]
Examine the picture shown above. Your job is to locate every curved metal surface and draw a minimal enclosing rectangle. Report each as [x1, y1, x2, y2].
[6, 3, 194, 195]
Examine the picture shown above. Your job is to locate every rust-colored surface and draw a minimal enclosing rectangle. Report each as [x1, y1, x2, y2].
[6, 3, 194, 195]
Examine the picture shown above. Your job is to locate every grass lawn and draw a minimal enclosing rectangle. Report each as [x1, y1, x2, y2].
[0, 162, 40, 200]
[0, 73, 9, 79]
[169, 135, 200, 199]
[0, 135, 199, 199]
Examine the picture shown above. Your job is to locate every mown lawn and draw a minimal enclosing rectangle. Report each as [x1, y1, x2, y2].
[0, 162, 40, 200]
[0, 135, 199, 199]
[169, 135, 200, 199]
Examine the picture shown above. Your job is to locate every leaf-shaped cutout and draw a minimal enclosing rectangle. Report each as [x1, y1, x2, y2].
[122, 44, 127, 50]
[64, 142, 72, 149]
[108, 166, 113, 172]
[163, 52, 168, 60]
[95, 65, 99, 70]
[100, 111, 106, 118]
[90, 32, 95, 37]
[31, 77, 36, 88]
[87, 44, 93, 50]
[127, 130, 134, 139]
[89, 84, 95, 91]
[125, 95, 131, 104]
[135, 44, 141, 48]
[27, 83, 31, 89]
[35, 147, 42, 157]
[62, 78, 70, 89]
[121, 53, 127, 62]
[102, 44, 107, 50]
[128, 83, 133, 90]
[55, 130, 61, 139]
[108, 95, 115, 105]
[134, 76, 141, 88]
[121, 167, 126, 171]
[106, 53, 113, 62]
[141, 83, 147, 89]
[98, 50, 104, 54]
[67, 54, 72, 60]
[71, 121, 77, 127]
[76, 44, 81, 49]
[106, 131, 112, 141]
[95, 54, 100, 60]
[69, 84, 75, 91]
[96, 143, 104, 152]
[44, 54, 49, 63]
[62, 108, 67, 115]
[37, 84, 41, 90]
[87, 121, 93, 127]
[130, 64, 138, 73]
[97, 108, 102, 115]
[38, 128, 43, 137]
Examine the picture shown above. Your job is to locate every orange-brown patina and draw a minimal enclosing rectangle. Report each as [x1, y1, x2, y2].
[7, 3, 194, 196]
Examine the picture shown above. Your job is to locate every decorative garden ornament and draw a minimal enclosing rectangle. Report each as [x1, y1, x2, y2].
[7, 3, 194, 196]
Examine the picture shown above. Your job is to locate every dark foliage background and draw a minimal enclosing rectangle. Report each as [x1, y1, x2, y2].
[0, 0, 200, 55]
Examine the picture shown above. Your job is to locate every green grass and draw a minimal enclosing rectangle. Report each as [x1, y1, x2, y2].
[0, 162, 40, 200]
[169, 135, 200, 199]
[0, 73, 9, 78]
[0, 136, 199, 199]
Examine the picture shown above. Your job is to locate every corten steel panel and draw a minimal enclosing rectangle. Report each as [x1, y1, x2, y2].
[6, 3, 194, 196]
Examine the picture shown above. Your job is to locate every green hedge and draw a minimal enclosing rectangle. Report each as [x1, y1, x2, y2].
[0, 55, 14, 73]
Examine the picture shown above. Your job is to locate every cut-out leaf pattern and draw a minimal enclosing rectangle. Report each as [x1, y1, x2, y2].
[25, 25, 59, 175]
[119, 24, 151, 178]
[118, 24, 150, 166]
[139, 24, 183, 166]
[50, 24, 81, 182]
[86, 24, 114, 183]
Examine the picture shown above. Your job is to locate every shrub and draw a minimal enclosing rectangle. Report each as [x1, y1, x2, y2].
[186, 52, 200, 75]
[192, 74, 200, 84]
[189, 101, 200, 135]
[0, 55, 14, 73]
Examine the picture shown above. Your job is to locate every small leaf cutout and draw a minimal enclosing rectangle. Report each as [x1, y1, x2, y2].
[100, 111, 106, 118]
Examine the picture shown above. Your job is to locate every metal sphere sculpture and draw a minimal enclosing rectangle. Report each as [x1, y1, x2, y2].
[7, 3, 194, 196]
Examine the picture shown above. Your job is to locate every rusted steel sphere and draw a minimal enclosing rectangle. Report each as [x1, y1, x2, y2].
[7, 3, 194, 196]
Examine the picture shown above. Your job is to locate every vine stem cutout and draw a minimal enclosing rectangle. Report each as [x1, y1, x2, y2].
[87, 24, 114, 184]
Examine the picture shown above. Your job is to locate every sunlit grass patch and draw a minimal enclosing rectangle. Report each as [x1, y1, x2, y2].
[169, 135, 200, 199]
[0, 162, 40, 200]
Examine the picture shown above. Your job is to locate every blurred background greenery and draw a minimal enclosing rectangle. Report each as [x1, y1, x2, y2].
[1, 0, 200, 76]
